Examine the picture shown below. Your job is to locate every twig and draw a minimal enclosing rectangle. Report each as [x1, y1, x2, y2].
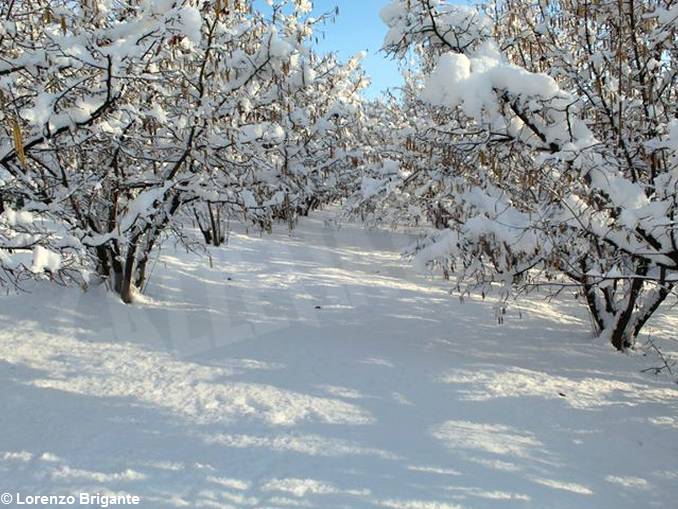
[640, 334, 677, 382]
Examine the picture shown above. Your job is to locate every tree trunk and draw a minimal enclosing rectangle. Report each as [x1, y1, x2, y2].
[631, 267, 672, 339]
[135, 234, 158, 290]
[207, 203, 223, 246]
[94, 245, 111, 281]
[108, 244, 124, 294]
[581, 282, 605, 336]
[608, 277, 644, 351]
[120, 242, 138, 304]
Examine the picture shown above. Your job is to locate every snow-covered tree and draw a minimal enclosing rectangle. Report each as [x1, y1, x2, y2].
[363, 0, 678, 350]
[0, 200, 80, 288]
[191, 43, 367, 241]
[1, 0, 365, 302]
[349, 76, 469, 237]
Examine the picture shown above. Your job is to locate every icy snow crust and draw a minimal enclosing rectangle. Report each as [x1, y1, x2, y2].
[1, 213, 677, 508]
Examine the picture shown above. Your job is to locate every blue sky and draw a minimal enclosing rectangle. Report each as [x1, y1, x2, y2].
[255, 0, 403, 98]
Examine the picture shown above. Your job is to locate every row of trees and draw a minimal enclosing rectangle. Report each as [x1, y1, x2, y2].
[351, 0, 677, 350]
[0, 0, 366, 301]
[2, 0, 676, 351]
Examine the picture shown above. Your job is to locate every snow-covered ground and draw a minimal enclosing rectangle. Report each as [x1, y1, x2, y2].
[1, 213, 677, 509]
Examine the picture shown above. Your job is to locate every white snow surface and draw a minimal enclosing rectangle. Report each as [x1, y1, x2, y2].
[1, 212, 677, 508]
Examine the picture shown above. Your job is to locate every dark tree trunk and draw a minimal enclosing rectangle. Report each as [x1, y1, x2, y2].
[108, 244, 124, 294]
[120, 242, 138, 304]
[134, 234, 158, 290]
[95, 245, 111, 280]
[633, 283, 673, 338]
[582, 282, 605, 336]
[207, 203, 224, 246]
[194, 204, 225, 246]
